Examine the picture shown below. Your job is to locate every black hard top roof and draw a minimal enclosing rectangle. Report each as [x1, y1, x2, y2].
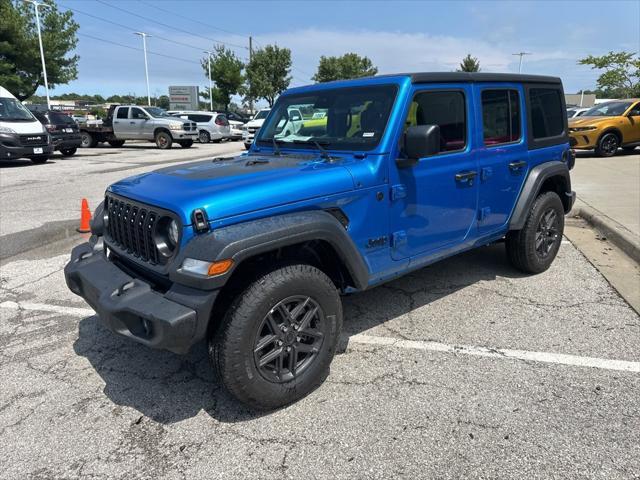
[377, 72, 562, 85]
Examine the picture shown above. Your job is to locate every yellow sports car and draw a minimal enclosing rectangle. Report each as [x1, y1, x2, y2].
[568, 99, 640, 157]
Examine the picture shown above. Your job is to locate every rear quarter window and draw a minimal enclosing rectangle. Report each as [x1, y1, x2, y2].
[529, 88, 564, 139]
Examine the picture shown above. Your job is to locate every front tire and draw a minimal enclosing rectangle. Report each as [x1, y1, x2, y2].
[60, 147, 77, 156]
[622, 146, 637, 153]
[30, 155, 49, 164]
[209, 264, 342, 410]
[178, 140, 193, 148]
[506, 191, 564, 274]
[155, 131, 173, 149]
[108, 140, 125, 148]
[595, 132, 620, 157]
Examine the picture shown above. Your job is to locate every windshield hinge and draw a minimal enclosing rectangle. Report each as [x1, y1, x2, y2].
[390, 184, 407, 201]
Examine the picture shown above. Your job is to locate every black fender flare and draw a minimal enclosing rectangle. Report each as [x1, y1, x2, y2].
[169, 210, 370, 291]
[508, 161, 573, 230]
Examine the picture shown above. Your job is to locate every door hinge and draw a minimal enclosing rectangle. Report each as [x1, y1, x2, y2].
[391, 230, 407, 248]
[481, 167, 493, 182]
[478, 207, 491, 221]
[390, 184, 407, 201]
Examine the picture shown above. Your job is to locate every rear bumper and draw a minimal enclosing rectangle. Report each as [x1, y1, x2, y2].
[64, 241, 218, 354]
[51, 134, 82, 150]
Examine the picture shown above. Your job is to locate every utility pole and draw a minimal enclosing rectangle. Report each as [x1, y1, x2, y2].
[204, 50, 213, 111]
[24, 0, 50, 109]
[248, 36, 253, 114]
[134, 32, 151, 106]
[512, 52, 532, 73]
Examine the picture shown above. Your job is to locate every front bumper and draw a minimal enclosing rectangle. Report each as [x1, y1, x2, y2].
[0, 133, 52, 159]
[64, 241, 218, 354]
[172, 130, 198, 139]
[568, 130, 599, 149]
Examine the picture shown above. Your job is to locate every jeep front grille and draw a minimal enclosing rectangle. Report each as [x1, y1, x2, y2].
[105, 195, 160, 264]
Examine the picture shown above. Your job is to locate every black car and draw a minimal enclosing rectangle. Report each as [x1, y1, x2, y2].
[30, 109, 82, 157]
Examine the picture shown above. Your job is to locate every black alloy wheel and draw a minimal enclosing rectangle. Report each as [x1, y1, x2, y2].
[253, 295, 326, 383]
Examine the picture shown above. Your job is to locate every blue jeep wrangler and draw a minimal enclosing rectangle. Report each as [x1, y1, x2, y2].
[65, 73, 575, 409]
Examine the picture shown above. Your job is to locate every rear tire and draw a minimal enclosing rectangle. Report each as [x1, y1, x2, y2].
[198, 130, 211, 143]
[209, 264, 342, 410]
[595, 132, 620, 157]
[30, 155, 49, 164]
[80, 132, 97, 148]
[506, 191, 564, 274]
[108, 140, 125, 148]
[60, 147, 77, 157]
[155, 131, 172, 149]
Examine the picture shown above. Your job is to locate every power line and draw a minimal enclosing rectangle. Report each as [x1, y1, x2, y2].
[59, 3, 211, 53]
[78, 32, 201, 65]
[137, 0, 249, 39]
[93, 0, 248, 51]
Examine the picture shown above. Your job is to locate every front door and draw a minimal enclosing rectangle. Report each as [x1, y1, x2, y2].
[389, 85, 478, 260]
[129, 107, 148, 139]
[474, 85, 529, 235]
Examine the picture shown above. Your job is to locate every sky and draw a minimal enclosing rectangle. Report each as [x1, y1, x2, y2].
[40, 0, 640, 100]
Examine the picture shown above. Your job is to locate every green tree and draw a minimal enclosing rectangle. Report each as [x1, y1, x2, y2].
[0, 0, 79, 100]
[457, 54, 480, 72]
[245, 44, 292, 107]
[312, 53, 378, 83]
[578, 51, 640, 97]
[201, 45, 244, 111]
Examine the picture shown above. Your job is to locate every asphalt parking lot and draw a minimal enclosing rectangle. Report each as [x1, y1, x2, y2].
[0, 147, 639, 479]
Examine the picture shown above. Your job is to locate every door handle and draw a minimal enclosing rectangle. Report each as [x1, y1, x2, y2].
[130, 121, 136, 125]
[509, 160, 527, 171]
[455, 170, 478, 183]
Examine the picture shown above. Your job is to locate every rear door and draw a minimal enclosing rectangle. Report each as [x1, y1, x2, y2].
[474, 84, 528, 235]
[388, 84, 478, 260]
[623, 102, 640, 143]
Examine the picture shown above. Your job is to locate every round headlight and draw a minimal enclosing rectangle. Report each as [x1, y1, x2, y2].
[168, 219, 179, 247]
[154, 217, 179, 258]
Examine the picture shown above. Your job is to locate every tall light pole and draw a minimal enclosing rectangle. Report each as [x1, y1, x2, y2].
[24, 0, 50, 109]
[204, 50, 213, 111]
[134, 32, 151, 106]
[512, 52, 532, 73]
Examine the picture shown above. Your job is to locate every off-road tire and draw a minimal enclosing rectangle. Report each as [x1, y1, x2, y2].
[595, 131, 620, 157]
[178, 140, 193, 148]
[60, 148, 77, 157]
[30, 155, 49, 164]
[209, 264, 342, 410]
[506, 191, 564, 274]
[80, 132, 97, 148]
[108, 140, 125, 148]
[198, 130, 210, 143]
[155, 131, 173, 149]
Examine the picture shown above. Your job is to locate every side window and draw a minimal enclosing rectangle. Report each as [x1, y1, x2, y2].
[529, 88, 564, 139]
[130, 107, 146, 119]
[410, 90, 466, 153]
[629, 103, 640, 116]
[481, 89, 521, 146]
[116, 107, 128, 119]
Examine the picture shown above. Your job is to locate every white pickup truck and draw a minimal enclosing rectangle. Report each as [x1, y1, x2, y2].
[79, 105, 198, 149]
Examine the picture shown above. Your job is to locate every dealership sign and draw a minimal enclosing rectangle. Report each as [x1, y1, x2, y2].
[169, 86, 199, 110]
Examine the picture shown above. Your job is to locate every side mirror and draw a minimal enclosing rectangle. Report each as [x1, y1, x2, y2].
[397, 125, 440, 168]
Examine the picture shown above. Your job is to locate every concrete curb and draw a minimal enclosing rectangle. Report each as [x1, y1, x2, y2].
[0, 219, 79, 261]
[572, 206, 640, 264]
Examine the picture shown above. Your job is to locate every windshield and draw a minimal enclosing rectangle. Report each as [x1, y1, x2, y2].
[254, 110, 270, 120]
[146, 107, 170, 118]
[583, 101, 633, 117]
[256, 85, 397, 151]
[0, 97, 36, 122]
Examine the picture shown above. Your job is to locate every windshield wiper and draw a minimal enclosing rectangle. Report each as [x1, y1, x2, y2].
[292, 139, 333, 161]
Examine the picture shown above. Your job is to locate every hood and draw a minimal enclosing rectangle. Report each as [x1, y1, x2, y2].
[0, 119, 45, 134]
[108, 153, 355, 226]
[245, 118, 265, 128]
[569, 116, 617, 127]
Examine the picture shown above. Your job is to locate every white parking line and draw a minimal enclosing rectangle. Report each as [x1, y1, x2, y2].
[348, 334, 640, 373]
[2, 300, 638, 374]
[0, 300, 94, 317]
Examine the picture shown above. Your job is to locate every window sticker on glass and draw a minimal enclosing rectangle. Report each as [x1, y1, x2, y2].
[362, 132, 375, 137]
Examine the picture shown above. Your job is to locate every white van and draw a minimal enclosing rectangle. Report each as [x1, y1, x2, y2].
[0, 86, 52, 163]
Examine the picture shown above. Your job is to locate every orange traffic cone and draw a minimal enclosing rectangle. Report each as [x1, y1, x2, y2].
[77, 198, 92, 233]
